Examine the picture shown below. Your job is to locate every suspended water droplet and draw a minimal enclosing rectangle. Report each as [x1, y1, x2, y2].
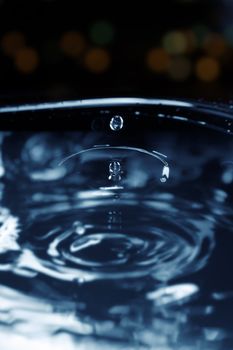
[108, 160, 122, 182]
[160, 165, 170, 183]
[110, 115, 124, 131]
[73, 221, 86, 235]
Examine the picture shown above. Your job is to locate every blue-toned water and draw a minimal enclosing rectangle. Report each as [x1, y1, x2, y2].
[0, 99, 233, 349]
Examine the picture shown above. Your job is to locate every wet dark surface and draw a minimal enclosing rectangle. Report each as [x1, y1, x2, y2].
[0, 99, 233, 349]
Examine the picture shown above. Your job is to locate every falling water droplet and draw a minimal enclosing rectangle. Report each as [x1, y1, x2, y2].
[108, 160, 122, 182]
[110, 115, 124, 131]
[160, 165, 170, 183]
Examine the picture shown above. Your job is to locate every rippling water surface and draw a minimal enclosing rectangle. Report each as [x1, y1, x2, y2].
[0, 101, 233, 349]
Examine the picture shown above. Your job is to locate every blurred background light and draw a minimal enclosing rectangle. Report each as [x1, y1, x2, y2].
[168, 56, 192, 81]
[14, 47, 39, 74]
[59, 31, 86, 58]
[89, 20, 115, 45]
[203, 33, 227, 57]
[84, 48, 110, 73]
[1, 31, 26, 58]
[195, 56, 220, 82]
[192, 24, 210, 46]
[163, 30, 187, 55]
[146, 48, 171, 73]
[0, 1, 232, 101]
[223, 24, 233, 47]
[184, 30, 198, 53]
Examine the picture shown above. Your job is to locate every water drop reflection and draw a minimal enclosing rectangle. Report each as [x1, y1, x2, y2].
[110, 115, 124, 131]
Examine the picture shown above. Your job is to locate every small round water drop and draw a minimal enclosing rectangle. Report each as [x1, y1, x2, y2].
[110, 115, 124, 131]
[73, 221, 85, 235]
[108, 160, 122, 181]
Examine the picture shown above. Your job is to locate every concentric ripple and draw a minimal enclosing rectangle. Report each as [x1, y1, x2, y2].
[11, 199, 215, 282]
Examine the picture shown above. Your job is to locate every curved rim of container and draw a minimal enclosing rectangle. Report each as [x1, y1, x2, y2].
[0, 97, 232, 134]
[0, 97, 231, 116]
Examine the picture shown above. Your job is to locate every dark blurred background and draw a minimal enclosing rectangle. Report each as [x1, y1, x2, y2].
[1, 0, 233, 104]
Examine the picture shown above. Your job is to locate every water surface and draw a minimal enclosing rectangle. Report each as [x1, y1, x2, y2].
[0, 99, 233, 349]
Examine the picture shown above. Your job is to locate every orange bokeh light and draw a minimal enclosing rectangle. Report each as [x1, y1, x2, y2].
[146, 48, 171, 73]
[84, 48, 110, 73]
[1, 31, 26, 57]
[195, 56, 220, 82]
[15, 48, 39, 74]
[60, 31, 86, 58]
[203, 33, 227, 57]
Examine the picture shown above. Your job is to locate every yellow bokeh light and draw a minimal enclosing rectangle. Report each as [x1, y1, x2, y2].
[195, 56, 220, 82]
[146, 48, 171, 73]
[14, 48, 39, 74]
[168, 57, 192, 81]
[60, 31, 86, 58]
[1, 31, 26, 57]
[163, 31, 187, 55]
[203, 33, 227, 57]
[84, 48, 110, 73]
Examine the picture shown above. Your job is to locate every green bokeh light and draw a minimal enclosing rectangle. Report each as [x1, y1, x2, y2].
[90, 21, 115, 45]
[224, 25, 233, 47]
[192, 24, 209, 46]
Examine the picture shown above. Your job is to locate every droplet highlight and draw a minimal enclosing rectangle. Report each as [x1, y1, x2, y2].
[110, 115, 124, 131]
[160, 165, 170, 183]
[108, 160, 122, 182]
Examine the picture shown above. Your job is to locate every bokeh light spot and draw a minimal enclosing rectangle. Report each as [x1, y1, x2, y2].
[224, 24, 233, 47]
[192, 24, 210, 46]
[168, 56, 192, 81]
[14, 47, 39, 74]
[90, 21, 114, 45]
[184, 30, 198, 53]
[60, 31, 86, 58]
[1, 31, 26, 57]
[146, 48, 171, 73]
[195, 56, 220, 82]
[84, 48, 110, 73]
[163, 31, 187, 54]
[203, 33, 227, 57]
